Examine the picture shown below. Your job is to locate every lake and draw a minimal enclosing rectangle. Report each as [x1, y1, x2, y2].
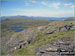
[8, 26, 25, 32]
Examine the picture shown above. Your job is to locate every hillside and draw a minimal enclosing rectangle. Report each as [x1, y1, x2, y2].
[1, 19, 50, 37]
[1, 0, 75, 56]
[1, 18, 50, 29]
[65, 17, 75, 21]
[1, 18, 51, 55]
[1, 21, 75, 56]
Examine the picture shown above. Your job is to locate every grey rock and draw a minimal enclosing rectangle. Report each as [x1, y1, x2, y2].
[54, 28, 60, 33]
[59, 26, 68, 32]
[35, 40, 75, 56]
[71, 25, 75, 30]
[45, 24, 74, 34]
[38, 26, 45, 31]
[45, 29, 55, 34]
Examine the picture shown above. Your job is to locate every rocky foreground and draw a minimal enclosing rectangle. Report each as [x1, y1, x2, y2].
[36, 23, 75, 56]
[2, 21, 75, 56]
[36, 40, 75, 56]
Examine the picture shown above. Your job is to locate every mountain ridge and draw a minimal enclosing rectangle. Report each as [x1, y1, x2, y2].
[0, 16, 68, 21]
[64, 17, 75, 21]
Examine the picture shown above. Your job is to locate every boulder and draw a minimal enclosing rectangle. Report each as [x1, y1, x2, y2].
[65, 24, 74, 31]
[71, 25, 75, 30]
[38, 26, 44, 31]
[45, 24, 74, 34]
[54, 28, 60, 33]
[27, 40, 32, 44]
[45, 47, 57, 51]
[58, 25, 70, 32]
[45, 30, 55, 34]
[59, 26, 68, 32]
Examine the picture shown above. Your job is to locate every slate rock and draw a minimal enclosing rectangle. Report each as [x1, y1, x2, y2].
[45, 30, 55, 34]
[71, 25, 75, 30]
[59, 26, 68, 32]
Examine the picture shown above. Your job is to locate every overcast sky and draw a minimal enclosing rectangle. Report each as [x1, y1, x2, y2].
[1, 0, 75, 17]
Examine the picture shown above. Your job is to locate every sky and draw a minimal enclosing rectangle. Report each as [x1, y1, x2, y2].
[1, 0, 75, 17]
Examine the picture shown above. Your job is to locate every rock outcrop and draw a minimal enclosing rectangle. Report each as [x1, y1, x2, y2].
[38, 26, 44, 31]
[6, 29, 37, 53]
[36, 40, 75, 56]
[38, 26, 48, 31]
[5, 22, 75, 55]
[45, 24, 74, 34]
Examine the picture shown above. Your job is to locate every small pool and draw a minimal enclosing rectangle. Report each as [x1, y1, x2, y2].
[15, 29, 24, 32]
[8, 26, 25, 32]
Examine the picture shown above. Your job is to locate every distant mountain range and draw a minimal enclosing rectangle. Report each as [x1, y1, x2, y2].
[65, 17, 75, 21]
[0, 16, 74, 21]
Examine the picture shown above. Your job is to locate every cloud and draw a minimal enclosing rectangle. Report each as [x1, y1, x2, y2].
[32, 0, 36, 3]
[49, 3, 60, 9]
[41, 1, 47, 5]
[64, 3, 75, 8]
[23, 10, 74, 17]
[2, 9, 74, 17]
[64, 3, 72, 7]
[70, 5, 75, 8]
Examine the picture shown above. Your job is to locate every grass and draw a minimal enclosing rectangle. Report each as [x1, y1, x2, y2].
[1, 21, 75, 55]
[34, 29, 74, 47]
[13, 46, 35, 56]
[13, 29, 75, 55]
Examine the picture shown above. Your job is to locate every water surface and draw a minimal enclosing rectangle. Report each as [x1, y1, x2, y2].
[8, 26, 25, 32]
